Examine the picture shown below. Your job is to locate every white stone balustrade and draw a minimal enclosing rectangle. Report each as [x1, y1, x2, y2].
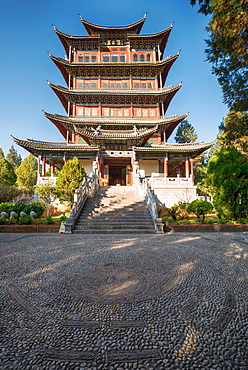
[149, 173, 194, 188]
[37, 176, 57, 186]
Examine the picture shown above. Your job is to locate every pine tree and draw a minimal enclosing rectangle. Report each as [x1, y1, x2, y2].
[0, 158, 17, 186]
[218, 111, 248, 155]
[188, 0, 248, 111]
[56, 157, 86, 206]
[0, 148, 4, 159]
[174, 120, 198, 143]
[6, 145, 22, 170]
[15, 154, 37, 193]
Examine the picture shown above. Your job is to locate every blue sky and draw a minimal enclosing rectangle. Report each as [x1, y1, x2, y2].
[0, 0, 228, 159]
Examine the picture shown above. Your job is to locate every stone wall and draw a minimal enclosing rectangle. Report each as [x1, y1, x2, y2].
[152, 186, 197, 207]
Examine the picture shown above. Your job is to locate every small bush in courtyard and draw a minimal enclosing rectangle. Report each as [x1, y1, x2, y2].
[164, 204, 180, 220]
[186, 200, 213, 222]
[18, 215, 32, 224]
[0, 202, 15, 213]
[0, 217, 5, 225]
[45, 215, 54, 224]
[59, 214, 67, 222]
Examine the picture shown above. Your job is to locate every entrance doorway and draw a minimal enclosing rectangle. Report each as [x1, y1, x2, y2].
[109, 166, 126, 185]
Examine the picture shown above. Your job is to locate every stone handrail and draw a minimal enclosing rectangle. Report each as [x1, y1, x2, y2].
[150, 173, 194, 187]
[136, 175, 164, 234]
[64, 174, 99, 233]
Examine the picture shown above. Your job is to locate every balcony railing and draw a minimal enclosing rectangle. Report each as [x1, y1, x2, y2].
[149, 173, 194, 188]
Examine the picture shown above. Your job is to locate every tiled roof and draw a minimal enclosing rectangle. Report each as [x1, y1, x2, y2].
[49, 53, 179, 85]
[44, 111, 187, 126]
[12, 137, 98, 152]
[135, 141, 215, 154]
[49, 82, 181, 111]
[79, 15, 146, 35]
[74, 125, 158, 140]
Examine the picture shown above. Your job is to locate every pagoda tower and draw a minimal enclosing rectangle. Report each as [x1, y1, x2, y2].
[13, 15, 213, 202]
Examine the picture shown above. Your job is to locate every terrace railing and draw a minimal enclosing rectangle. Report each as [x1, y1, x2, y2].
[136, 174, 164, 234]
[64, 174, 99, 233]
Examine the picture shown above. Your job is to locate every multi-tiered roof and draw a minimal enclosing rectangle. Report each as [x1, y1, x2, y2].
[13, 15, 213, 169]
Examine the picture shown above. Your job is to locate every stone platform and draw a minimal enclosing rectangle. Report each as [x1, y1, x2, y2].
[0, 232, 247, 369]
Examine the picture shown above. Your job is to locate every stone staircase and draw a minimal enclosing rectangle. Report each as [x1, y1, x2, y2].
[73, 186, 155, 234]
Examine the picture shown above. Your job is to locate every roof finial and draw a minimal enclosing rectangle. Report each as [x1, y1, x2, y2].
[79, 14, 84, 21]
[52, 24, 56, 31]
[143, 12, 148, 19]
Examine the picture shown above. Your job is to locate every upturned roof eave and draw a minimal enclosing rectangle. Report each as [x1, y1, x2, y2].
[12, 136, 99, 152]
[44, 111, 188, 127]
[48, 82, 181, 98]
[49, 53, 179, 83]
[134, 141, 215, 156]
[53, 27, 100, 57]
[128, 24, 173, 54]
[74, 125, 158, 140]
[50, 53, 178, 69]
[79, 15, 146, 35]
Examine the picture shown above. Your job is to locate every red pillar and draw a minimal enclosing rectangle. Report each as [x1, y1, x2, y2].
[178, 164, 182, 177]
[42, 157, 46, 177]
[185, 158, 190, 178]
[164, 156, 168, 177]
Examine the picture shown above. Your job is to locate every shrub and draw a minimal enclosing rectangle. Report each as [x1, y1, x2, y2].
[7, 218, 15, 224]
[186, 200, 213, 222]
[0, 217, 5, 225]
[45, 215, 54, 224]
[0, 202, 15, 213]
[164, 204, 180, 220]
[177, 202, 190, 220]
[9, 202, 27, 215]
[36, 184, 57, 216]
[59, 214, 67, 222]
[23, 202, 45, 217]
[18, 215, 32, 225]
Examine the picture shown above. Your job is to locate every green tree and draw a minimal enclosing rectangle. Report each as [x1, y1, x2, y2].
[45, 167, 60, 177]
[56, 157, 86, 206]
[218, 110, 248, 155]
[36, 183, 57, 216]
[206, 146, 248, 220]
[188, 0, 248, 111]
[0, 148, 4, 159]
[174, 120, 198, 143]
[15, 154, 37, 193]
[186, 199, 213, 222]
[0, 158, 17, 186]
[6, 145, 22, 170]
[0, 185, 19, 203]
[194, 152, 209, 194]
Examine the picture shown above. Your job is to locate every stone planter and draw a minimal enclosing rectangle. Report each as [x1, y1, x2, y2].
[164, 223, 248, 233]
[0, 223, 60, 233]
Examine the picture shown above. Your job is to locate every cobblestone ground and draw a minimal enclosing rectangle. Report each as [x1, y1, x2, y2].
[0, 232, 247, 370]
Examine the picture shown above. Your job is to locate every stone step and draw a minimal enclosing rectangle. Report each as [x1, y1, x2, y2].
[74, 185, 155, 234]
[78, 215, 152, 221]
[73, 229, 155, 234]
[74, 224, 154, 230]
[77, 220, 153, 224]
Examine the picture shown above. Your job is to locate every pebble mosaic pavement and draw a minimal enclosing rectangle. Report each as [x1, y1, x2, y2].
[0, 232, 247, 369]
